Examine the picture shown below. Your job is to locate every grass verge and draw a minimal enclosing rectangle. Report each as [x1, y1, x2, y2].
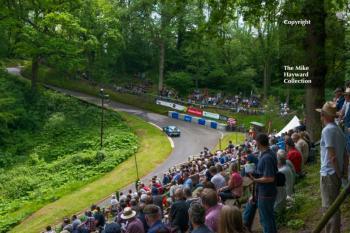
[279, 159, 350, 232]
[10, 112, 172, 233]
[212, 132, 245, 152]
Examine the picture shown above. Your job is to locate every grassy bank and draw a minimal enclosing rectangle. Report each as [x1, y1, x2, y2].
[11, 112, 172, 233]
[1, 70, 171, 233]
[278, 159, 350, 232]
[212, 132, 246, 152]
[0, 71, 139, 232]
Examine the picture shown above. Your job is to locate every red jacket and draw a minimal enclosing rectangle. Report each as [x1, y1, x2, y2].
[287, 148, 302, 174]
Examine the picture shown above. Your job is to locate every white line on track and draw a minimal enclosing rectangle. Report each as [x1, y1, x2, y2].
[148, 121, 175, 148]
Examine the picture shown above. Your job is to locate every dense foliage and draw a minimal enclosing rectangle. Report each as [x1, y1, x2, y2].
[0, 71, 138, 232]
[0, 1, 349, 107]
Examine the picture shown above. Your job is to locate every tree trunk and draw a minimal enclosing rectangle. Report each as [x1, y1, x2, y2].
[158, 39, 165, 93]
[263, 62, 268, 99]
[303, 0, 326, 141]
[31, 56, 39, 91]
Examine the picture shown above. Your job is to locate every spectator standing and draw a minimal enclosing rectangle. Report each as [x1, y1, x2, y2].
[152, 187, 164, 218]
[144, 205, 168, 233]
[316, 102, 347, 233]
[209, 166, 226, 190]
[334, 87, 345, 111]
[169, 188, 189, 232]
[218, 205, 247, 233]
[342, 88, 350, 183]
[285, 138, 303, 175]
[137, 203, 149, 233]
[244, 133, 278, 233]
[201, 188, 223, 232]
[188, 203, 213, 233]
[121, 207, 145, 233]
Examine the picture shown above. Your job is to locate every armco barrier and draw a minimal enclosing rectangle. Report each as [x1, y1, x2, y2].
[169, 111, 226, 131]
[210, 121, 218, 129]
[172, 112, 179, 119]
[184, 115, 192, 122]
[198, 118, 206, 125]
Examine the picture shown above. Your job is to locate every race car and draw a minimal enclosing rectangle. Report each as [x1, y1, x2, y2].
[163, 125, 181, 137]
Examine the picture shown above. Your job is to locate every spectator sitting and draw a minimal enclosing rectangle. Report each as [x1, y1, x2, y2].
[189, 202, 213, 233]
[62, 217, 73, 233]
[184, 187, 198, 206]
[209, 166, 226, 190]
[71, 215, 81, 233]
[183, 172, 193, 190]
[285, 138, 303, 176]
[94, 206, 105, 231]
[102, 222, 121, 233]
[277, 150, 295, 197]
[218, 162, 243, 203]
[84, 211, 96, 233]
[292, 132, 309, 166]
[277, 149, 296, 175]
[169, 180, 183, 201]
[218, 205, 248, 233]
[121, 207, 145, 233]
[201, 188, 223, 232]
[44, 225, 56, 233]
[170, 188, 189, 232]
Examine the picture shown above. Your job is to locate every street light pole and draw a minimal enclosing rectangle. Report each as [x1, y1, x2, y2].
[100, 88, 105, 149]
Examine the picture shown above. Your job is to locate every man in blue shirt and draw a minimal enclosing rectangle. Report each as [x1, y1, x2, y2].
[189, 203, 213, 233]
[243, 133, 278, 233]
[334, 87, 345, 111]
[144, 204, 167, 233]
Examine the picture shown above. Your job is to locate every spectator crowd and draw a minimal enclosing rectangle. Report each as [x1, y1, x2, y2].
[43, 84, 350, 233]
[45, 122, 319, 233]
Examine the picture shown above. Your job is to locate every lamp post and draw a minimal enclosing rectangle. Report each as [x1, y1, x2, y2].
[99, 88, 109, 149]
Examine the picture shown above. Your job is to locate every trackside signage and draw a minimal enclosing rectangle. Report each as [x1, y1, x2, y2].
[156, 100, 186, 111]
[187, 107, 203, 117]
[203, 111, 220, 120]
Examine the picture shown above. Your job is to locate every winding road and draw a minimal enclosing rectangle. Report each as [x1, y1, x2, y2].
[6, 67, 223, 205]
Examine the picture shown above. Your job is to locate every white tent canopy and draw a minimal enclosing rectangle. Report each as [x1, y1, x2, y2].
[276, 116, 300, 136]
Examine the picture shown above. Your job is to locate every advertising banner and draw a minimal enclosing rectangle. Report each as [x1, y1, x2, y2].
[203, 111, 220, 120]
[187, 107, 203, 117]
[156, 99, 186, 111]
[219, 115, 229, 121]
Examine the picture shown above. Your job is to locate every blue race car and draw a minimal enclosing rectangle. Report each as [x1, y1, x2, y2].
[163, 125, 181, 137]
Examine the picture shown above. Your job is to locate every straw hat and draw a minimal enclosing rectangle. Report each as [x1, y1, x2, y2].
[344, 87, 350, 95]
[121, 207, 136, 220]
[334, 87, 344, 93]
[315, 101, 337, 117]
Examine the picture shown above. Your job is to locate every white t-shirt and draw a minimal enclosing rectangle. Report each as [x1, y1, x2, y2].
[320, 123, 346, 176]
